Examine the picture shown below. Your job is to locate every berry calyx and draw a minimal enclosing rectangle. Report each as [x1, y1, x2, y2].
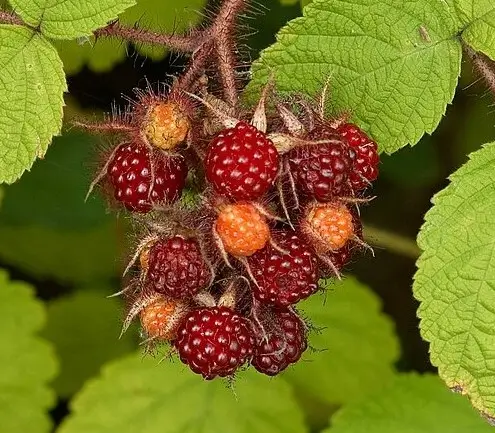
[174, 306, 254, 379]
[288, 131, 352, 201]
[144, 236, 212, 299]
[140, 296, 189, 341]
[106, 142, 188, 212]
[206, 121, 279, 201]
[336, 123, 379, 191]
[142, 100, 191, 150]
[216, 203, 270, 256]
[248, 231, 318, 306]
[252, 308, 307, 376]
[301, 202, 354, 253]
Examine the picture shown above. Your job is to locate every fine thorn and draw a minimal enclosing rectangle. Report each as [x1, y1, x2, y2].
[251, 72, 275, 133]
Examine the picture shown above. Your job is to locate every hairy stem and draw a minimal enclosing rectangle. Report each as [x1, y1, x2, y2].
[363, 224, 421, 260]
[94, 22, 202, 53]
[463, 43, 495, 97]
[0, 10, 24, 26]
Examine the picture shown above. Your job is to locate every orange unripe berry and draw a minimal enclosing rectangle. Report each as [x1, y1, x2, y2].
[216, 203, 270, 256]
[142, 101, 190, 150]
[140, 297, 189, 341]
[302, 202, 354, 253]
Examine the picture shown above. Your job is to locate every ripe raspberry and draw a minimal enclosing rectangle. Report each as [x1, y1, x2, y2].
[336, 123, 379, 191]
[206, 122, 279, 201]
[301, 202, 354, 253]
[252, 308, 307, 376]
[140, 297, 189, 341]
[106, 142, 187, 212]
[174, 306, 254, 379]
[142, 101, 191, 150]
[288, 129, 352, 201]
[144, 236, 212, 299]
[248, 231, 318, 306]
[216, 203, 270, 256]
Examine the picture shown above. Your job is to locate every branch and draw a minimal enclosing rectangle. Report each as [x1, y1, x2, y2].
[0, 10, 24, 26]
[363, 224, 421, 260]
[463, 43, 495, 97]
[94, 22, 203, 53]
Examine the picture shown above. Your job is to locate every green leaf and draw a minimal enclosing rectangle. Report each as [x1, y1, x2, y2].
[0, 130, 111, 230]
[248, 0, 462, 154]
[42, 290, 137, 398]
[283, 277, 399, 406]
[325, 374, 493, 433]
[414, 143, 495, 419]
[55, 0, 206, 74]
[0, 270, 58, 433]
[9, 0, 136, 39]
[458, 2, 495, 61]
[0, 222, 123, 284]
[0, 25, 66, 184]
[58, 354, 308, 433]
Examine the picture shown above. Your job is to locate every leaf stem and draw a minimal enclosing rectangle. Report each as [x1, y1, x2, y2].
[0, 10, 24, 26]
[363, 224, 421, 260]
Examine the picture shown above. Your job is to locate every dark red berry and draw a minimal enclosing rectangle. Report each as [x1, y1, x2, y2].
[248, 231, 318, 306]
[252, 308, 307, 376]
[336, 123, 379, 191]
[174, 306, 254, 379]
[107, 142, 187, 212]
[205, 121, 279, 201]
[288, 130, 352, 202]
[145, 236, 212, 299]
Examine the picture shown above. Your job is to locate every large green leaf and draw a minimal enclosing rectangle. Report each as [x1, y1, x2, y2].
[248, 0, 462, 154]
[283, 277, 400, 406]
[414, 143, 495, 419]
[457, 1, 495, 61]
[58, 354, 307, 433]
[0, 270, 58, 433]
[42, 290, 137, 398]
[56, 0, 206, 74]
[326, 374, 493, 432]
[9, 0, 136, 39]
[0, 25, 66, 184]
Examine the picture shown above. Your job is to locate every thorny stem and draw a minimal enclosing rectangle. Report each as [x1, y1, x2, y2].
[94, 22, 202, 53]
[463, 43, 495, 97]
[0, 10, 23, 26]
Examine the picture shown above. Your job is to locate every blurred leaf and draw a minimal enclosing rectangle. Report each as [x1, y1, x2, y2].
[0, 222, 123, 284]
[42, 290, 137, 398]
[0, 26, 66, 183]
[56, 0, 206, 74]
[457, 1, 495, 61]
[8, 0, 135, 39]
[326, 374, 493, 433]
[283, 277, 400, 406]
[414, 143, 495, 419]
[58, 353, 307, 433]
[380, 136, 440, 188]
[248, 0, 462, 154]
[0, 130, 110, 230]
[0, 270, 58, 433]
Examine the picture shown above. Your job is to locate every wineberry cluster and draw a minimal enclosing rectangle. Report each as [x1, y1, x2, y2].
[78, 0, 379, 381]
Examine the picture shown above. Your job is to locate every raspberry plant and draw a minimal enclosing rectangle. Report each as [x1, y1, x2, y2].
[1, 0, 495, 431]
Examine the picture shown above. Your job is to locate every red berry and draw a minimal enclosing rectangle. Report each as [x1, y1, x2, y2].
[336, 123, 379, 191]
[206, 122, 279, 201]
[144, 236, 212, 299]
[252, 308, 307, 376]
[248, 231, 318, 306]
[288, 130, 352, 201]
[106, 142, 187, 213]
[174, 306, 254, 379]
